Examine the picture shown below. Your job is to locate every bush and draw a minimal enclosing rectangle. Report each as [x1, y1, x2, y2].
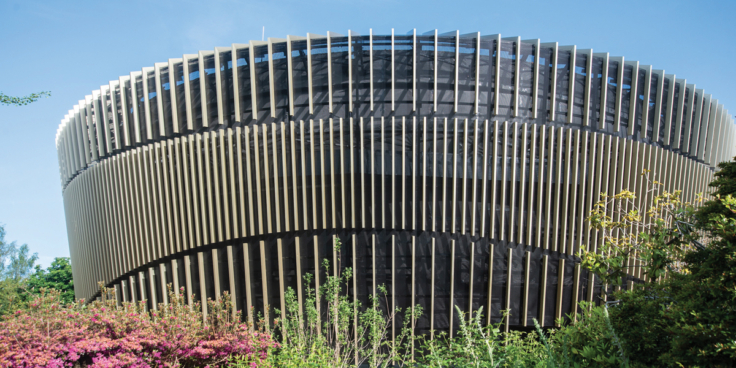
[581, 159, 736, 367]
[230, 237, 564, 368]
[418, 307, 552, 368]
[608, 287, 671, 367]
[238, 238, 420, 368]
[0, 285, 275, 367]
[552, 302, 629, 368]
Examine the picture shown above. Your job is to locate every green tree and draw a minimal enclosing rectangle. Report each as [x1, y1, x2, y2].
[582, 158, 736, 366]
[696, 156, 736, 224]
[580, 171, 698, 288]
[0, 91, 51, 106]
[654, 159, 736, 366]
[0, 225, 38, 315]
[27, 257, 74, 305]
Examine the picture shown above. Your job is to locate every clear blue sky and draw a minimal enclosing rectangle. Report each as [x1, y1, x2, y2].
[1, 0, 734, 268]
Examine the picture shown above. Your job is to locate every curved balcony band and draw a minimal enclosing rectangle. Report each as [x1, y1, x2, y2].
[56, 30, 735, 333]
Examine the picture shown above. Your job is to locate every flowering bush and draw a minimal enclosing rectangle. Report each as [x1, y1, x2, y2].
[0, 285, 275, 368]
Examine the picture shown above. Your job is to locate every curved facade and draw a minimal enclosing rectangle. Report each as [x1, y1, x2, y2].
[57, 30, 735, 333]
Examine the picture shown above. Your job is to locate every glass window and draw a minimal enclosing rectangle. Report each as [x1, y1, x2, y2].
[105, 88, 117, 150]
[536, 46, 552, 124]
[236, 48, 253, 123]
[678, 87, 690, 149]
[669, 82, 680, 146]
[619, 64, 632, 132]
[394, 35, 414, 115]
[146, 71, 159, 138]
[217, 50, 234, 126]
[659, 77, 669, 143]
[497, 40, 515, 118]
[271, 42, 289, 120]
[647, 72, 658, 140]
[517, 42, 534, 118]
[123, 79, 135, 142]
[417, 35, 436, 116]
[330, 36, 351, 117]
[554, 50, 570, 122]
[588, 56, 604, 127]
[456, 36, 476, 115]
[688, 91, 701, 150]
[174, 62, 188, 132]
[572, 53, 586, 124]
[310, 37, 329, 118]
[113, 84, 125, 144]
[160, 66, 174, 136]
[204, 54, 218, 125]
[290, 40, 309, 120]
[352, 36, 370, 116]
[605, 61, 617, 131]
[372, 35, 392, 115]
[131, 75, 148, 142]
[188, 58, 203, 129]
[633, 68, 646, 138]
[135, 74, 147, 141]
[477, 38, 494, 118]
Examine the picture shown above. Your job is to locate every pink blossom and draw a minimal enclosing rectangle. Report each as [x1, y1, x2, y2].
[0, 288, 275, 367]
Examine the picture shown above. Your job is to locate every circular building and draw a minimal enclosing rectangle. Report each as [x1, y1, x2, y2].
[56, 30, 736, 333]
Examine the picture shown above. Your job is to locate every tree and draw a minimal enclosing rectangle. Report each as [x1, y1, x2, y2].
[696, 156, 736, 224]
[0, 225, 38, 315]
[580, 171, 698, 288]
[0, 91, 51, 106]
[656, 159, 736, 365]
[581, 158, 736, 366]
[27, 257, 74, 305]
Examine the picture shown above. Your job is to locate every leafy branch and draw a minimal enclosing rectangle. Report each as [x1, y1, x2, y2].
[0, 91, 51, 106]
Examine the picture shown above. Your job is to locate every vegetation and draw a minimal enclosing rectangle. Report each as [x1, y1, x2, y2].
[26, 256, 74, 305]
[581, 159, 736, 366]
[255, 239, 420, 368]
[0, 225, 39, 315]
[0, 224, 73, 315]
[0, 91, 51, 106]
[0, 285, 275, 367]
[615, 205, 736, 365]
[229, 238, 628, 368]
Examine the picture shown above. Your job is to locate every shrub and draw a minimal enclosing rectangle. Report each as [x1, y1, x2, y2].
[581, 158, 736, 366]
[552, 302, 629, 368]
[0, 285, 275, 367]
[418, 307, 552, 368]
[607, 287, 671, 367]
[234, 237, 420, 368]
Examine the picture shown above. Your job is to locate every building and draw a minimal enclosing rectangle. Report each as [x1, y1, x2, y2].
[56, 30, 736, 334]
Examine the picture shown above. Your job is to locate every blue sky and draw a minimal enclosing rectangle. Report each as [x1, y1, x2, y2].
[1, 0, 734, 268]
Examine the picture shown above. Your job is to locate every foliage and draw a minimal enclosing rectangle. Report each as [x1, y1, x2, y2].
[233, 236, 420, 368]
[0, 225, 38, 281]
[0, 225, 38, 315]
[607, 286, 671, 367]
[418, 307, 551, 368]
[0, 91, 51, 106]
[656, 193, 736, 366]
[0, 285, 275, 368]
[581, 158, 736, 366]
[551, 302, 628, 368]
[609, 193, 736, 367]
[580, 170, 699, 288]
[27, 257, 74, 305]
[229, 238, 622, 368]
[696, 157, 736, 224]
